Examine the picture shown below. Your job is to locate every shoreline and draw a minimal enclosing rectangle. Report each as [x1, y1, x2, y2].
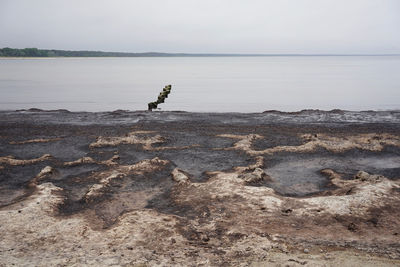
[1, 108, 400, 125]
[2, 107, 400, 113]
[4, 107, 400, 111]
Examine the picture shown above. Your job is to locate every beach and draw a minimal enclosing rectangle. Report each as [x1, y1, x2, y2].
[1, 109, 399, 266]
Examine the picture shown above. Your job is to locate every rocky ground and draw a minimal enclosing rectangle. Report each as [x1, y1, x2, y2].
[0, 109, 400, 266]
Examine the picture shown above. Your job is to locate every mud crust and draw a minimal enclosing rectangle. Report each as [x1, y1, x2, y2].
[0, 110, 400, 266]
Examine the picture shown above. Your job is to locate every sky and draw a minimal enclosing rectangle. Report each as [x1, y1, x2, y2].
[0, 0, 399, 54]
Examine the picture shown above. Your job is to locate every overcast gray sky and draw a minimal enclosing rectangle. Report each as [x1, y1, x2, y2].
[0, 0, 399, 54]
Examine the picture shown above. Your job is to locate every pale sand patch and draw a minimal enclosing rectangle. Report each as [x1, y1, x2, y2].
[63, 155, 120, 167]
[218, 133, 400, 155]
[0, 154, 53, 166]
[171, 168, 190, 184]
[9, 137, 62, 145]
[89, 131, 165, 150]
[1, 181, 398, 266]
[89, 130, 200, 151]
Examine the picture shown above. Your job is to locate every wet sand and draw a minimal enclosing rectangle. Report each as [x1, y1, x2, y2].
[0, 109, 400, 266]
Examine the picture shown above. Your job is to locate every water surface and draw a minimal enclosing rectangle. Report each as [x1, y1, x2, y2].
[0, 56, 399, 112]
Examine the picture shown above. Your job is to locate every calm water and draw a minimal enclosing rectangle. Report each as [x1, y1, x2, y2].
[0, 56, 399, 112]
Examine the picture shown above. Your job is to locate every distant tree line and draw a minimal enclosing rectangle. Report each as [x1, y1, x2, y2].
[0, 48, 53, 57]
[1, 48, 394, 57]
[0, 47, 185, 57]
[0, 47, 273, 57]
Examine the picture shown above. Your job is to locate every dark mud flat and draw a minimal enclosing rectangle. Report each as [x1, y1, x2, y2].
[1, 109, 400, 266]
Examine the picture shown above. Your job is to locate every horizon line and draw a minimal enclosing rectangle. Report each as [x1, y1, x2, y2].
[1, 47, 400, 57]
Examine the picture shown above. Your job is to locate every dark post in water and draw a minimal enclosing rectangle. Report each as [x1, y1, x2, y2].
[148, 85, 172, 111]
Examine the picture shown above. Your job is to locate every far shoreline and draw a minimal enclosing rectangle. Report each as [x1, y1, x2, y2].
[2, 107, 400, 113]
[2, 54, 400, 59]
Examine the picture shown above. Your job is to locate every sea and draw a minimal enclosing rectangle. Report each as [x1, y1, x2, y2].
[0, 56, 399, 112]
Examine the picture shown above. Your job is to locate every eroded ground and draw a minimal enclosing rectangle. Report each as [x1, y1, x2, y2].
[0, 110, 400, 266]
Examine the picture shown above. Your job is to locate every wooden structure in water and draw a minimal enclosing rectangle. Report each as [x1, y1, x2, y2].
[148, 85, 172, 111]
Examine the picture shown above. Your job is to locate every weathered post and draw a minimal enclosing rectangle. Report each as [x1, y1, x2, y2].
[148, 85, 172, 111]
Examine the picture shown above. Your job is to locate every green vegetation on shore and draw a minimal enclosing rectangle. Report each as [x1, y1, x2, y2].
[0, 47, 258, 57]
[0, 47, 182, 57]
[1, 47, 398, 57]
